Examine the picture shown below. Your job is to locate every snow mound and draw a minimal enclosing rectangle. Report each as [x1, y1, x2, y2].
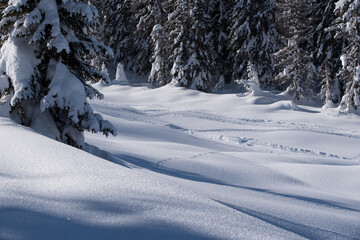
[1, 83, 360, 239]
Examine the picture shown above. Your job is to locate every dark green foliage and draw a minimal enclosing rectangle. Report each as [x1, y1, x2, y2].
[91, 0, 359, 110]
[331, 0, 360, 110]
[228, 0, 278, 88]
[274, 0, 317, 100]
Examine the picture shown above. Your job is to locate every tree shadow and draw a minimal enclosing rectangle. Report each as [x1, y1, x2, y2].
[83, 143, 131, 168]
[114, 154, 360, 214]
[0, 207, 217, 240]
[83, 144, 360, 228]
[214, 201, 359, 240]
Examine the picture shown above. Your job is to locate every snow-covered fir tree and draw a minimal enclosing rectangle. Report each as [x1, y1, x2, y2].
[162, 0, 177, 13]
[149, 24, 169, 86]
[274, 0, 317, 100]
[188, 0, 219, 91]
[0, 1, 8, 43]
[313, 0, 339, 65]
[228, 0, 278, 88]
[0, 2, 5, 23]
[0, 0, 116, 148]
[146, 0, 171, 86]
[314, 0, 342, 107]
[83, 0, 360, 107]
[169, 0, 218, 92]
[168, 0, 191, 88]
[90, 0, 133, 73]
[209, 0, 232, 86]
[129, 0, 167, 75]
[92, 0, 173, 80]
[331, 0, 360, 111]
[318, 60, 341, 108]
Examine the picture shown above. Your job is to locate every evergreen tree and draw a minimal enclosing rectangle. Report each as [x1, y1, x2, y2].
[274, 0, 317, 100]
[209, 0, 232, 86]
[331, 0, 360, 111]
[169, 0, 218, 92]
[168, 0, 191, 88]
[162, 0, 177, 13]
[147, 0, 171, 86]
[318, 60, 341, 107]
[313, 0, 342, 107]
[228, 0, 278, 88]
[90, 0, 133, 74]
[130, 0, 167, 75]
[0, 0, 116, 148]
[313, 0, 338, 64]
[188, 0, 219, 91]
[0, 2, 6, 46]
[149, 24, 169, 86]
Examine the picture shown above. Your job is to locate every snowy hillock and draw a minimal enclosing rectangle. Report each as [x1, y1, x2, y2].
[1, 82, 360, 239]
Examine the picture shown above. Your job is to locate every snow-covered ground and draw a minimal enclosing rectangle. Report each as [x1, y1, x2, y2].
[0, 81, 360, 240]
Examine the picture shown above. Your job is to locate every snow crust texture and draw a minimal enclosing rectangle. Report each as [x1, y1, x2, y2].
[1, 83, 360, 239]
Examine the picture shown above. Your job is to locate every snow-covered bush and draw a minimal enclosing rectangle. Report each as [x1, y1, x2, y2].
[0, 0, 116, 148]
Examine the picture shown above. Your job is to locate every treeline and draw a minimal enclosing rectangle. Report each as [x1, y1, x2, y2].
[91, 0, 359, 111]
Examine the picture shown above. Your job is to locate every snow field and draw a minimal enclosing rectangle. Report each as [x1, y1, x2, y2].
[1, 82, 360, 239]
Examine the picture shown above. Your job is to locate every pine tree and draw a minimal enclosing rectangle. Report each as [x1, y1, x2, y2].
[331, 0, 360, 111]
[90, 0, 133, 74]
[314, 0, 342, 107]
[169, 0, 218, 92]
[318, 60, 340, 107]
[209, 0, 233, 87]
[147, 0, 171, 86]
[162, 0, 177, 13]
[188, 0, 219, 91]
[274, 0, 317, 100]
[168, 0, 191, 87]
[149, 24, 169, 86]
[0, 0, 116, 148]
[129, 0, 167, 75]
[228, 0, 278, 88]
[93, 0, 174, 80]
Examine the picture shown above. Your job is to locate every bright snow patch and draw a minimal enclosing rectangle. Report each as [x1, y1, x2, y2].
[0, 36, 40, 106]
[0, 81, 360, 239]
[115, 63, 128, 83]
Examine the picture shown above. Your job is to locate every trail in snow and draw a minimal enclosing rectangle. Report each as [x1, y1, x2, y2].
[91, 102, 360, 160]
[1, 82, 360, 239]
[84, 83, 360, 239]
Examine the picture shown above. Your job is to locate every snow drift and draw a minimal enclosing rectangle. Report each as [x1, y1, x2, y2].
[0, 83, 359, 239]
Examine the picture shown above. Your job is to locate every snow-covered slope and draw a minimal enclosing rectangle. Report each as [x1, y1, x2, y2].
[1, 82, 360, 239]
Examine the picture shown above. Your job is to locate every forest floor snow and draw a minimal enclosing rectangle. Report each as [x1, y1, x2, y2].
[0, 82, 359, 239]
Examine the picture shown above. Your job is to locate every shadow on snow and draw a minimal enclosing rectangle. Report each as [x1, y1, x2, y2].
[115, 153, 360, 214]
[0, 207, 214, 240]
[214, 201, 359, 240]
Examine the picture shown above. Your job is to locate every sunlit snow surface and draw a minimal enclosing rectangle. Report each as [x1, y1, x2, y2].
[0, 82, 360, 239]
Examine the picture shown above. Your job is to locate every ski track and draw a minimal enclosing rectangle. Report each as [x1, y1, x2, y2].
[92, 103, 360, 161]
[80, 97, 360, 239]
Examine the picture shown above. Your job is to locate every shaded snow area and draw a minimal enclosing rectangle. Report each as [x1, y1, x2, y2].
[1, 82, 360, 240]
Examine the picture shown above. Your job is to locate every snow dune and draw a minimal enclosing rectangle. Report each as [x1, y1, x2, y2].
[1, 82, 360, 239]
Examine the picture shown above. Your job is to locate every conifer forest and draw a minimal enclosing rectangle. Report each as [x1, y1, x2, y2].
[91, 0, 359, 110]
[0, 1, 359, 239]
